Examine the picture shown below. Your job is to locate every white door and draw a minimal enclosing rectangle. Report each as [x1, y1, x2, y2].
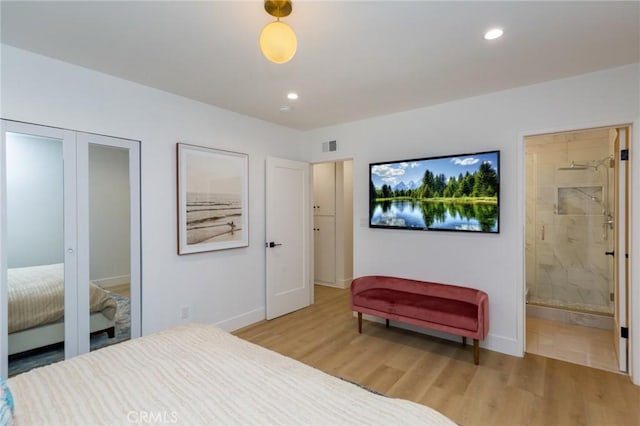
[314, 215, 336, 284]
[614, 127, 629, 372]
[313, 162, 335, 215]
[265, 157, 311, 320]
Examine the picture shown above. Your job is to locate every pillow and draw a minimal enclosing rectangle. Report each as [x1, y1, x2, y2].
[0, 377, 14, 426]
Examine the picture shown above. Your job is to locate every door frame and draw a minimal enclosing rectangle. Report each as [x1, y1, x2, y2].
[518, 121, 637, 383]
[614, 127, 630, 371]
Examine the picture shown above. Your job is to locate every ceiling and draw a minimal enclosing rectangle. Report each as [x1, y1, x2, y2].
[2, 1, 639, 131]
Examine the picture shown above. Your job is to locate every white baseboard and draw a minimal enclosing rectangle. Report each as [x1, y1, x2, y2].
[337, 277, 353, 289]
[92, 275, 130, 288]
[316, 280, 350, 289]
[358, 313, 521, 358]
[216, 307, 266, 333]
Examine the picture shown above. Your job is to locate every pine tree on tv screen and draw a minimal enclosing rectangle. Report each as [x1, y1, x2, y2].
[369, 150, 499, 233]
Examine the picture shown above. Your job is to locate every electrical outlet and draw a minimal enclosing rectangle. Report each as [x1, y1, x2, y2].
[180, 305, 190, 320]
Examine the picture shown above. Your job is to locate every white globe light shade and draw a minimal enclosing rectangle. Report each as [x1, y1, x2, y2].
[484, 28, 504, 40]
[259, 21, 297, 64]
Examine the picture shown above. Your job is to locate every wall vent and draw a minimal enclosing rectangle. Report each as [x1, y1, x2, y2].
[322, 140, 337, 152]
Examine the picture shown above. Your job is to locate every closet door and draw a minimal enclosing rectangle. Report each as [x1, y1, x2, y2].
[76, 133, 141, 354]
[314, 216, 336, 284]
[1, 122, 141, 378]
[1, 121, 77, 378]
[313, 162, 335, 216]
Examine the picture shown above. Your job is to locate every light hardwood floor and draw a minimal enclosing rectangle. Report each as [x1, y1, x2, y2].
[235, 285, 640, 426]
[107, 283, 130, 298]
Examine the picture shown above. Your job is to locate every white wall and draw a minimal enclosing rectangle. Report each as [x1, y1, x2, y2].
[301, 63, 640, 376]
[5, 133, 64, 268]
[1, 45, 303, 334]
[3, 43, 639, 383]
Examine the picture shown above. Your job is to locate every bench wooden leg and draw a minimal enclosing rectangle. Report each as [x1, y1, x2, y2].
[473, 339, 480, 365]
[385, 319, 389, 328]
[358, 312, 362, 333]
[462, 336, 466, 347]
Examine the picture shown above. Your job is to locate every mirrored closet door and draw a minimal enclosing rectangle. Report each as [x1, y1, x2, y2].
[79, 133, 140, 355]
[0, 120, 141, 377]
[1, 123, 75, 377]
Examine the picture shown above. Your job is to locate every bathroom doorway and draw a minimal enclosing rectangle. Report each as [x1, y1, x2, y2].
[524, 125, 630, 373]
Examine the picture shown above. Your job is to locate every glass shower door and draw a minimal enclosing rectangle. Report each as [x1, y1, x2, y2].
[526, 127, 615, 315]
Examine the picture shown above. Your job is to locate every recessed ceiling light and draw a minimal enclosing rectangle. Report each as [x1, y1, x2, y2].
[287, 92, 299, 100]
[484, 28, 504, 40]
[279, 105, 291, 112]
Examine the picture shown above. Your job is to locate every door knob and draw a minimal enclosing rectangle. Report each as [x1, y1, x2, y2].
[266, 241, 283, 248]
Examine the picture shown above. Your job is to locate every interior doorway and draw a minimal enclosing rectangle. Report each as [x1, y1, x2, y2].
[312, 160, 354, 289]
[523, 125, 631, 373]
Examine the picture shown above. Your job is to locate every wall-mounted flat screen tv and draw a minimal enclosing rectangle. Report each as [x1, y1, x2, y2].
[369, 150, 500, 233]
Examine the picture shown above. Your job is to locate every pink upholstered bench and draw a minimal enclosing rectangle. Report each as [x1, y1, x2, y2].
[350, 275, 489, 365]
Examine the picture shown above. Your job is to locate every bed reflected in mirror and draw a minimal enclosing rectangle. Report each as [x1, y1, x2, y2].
[88, 143, 131, 353]
[6, 135, 132, 376]
[6, 132, 68, 376]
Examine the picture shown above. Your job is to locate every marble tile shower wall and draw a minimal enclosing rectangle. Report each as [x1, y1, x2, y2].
[525, 130, 614, 315]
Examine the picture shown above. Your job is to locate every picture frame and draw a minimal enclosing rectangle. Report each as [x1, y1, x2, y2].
[177, 143, 249, 254]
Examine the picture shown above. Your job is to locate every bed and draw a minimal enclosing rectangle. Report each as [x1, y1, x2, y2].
[6, 323, 456, 425]
[7, 263, 117, 355]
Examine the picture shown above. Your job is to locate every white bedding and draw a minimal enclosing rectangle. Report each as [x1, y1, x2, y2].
[8, 323, 456, 425]
[8, 263, 117, 334]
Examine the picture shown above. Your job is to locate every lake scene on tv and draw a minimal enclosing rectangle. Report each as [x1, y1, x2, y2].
[369, 151, 499, 233]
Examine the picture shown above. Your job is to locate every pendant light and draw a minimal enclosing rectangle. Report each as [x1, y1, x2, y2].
[259, 0, 297, 64]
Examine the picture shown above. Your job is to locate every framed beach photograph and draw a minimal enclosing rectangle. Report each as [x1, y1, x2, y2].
[177, 143, 249, 254]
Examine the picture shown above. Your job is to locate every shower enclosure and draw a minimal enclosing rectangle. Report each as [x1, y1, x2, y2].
[525, 128, 616, 315]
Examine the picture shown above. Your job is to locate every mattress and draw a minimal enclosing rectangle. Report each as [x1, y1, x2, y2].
[7, 323, 456, 425]
[8, 263, 117, 334]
